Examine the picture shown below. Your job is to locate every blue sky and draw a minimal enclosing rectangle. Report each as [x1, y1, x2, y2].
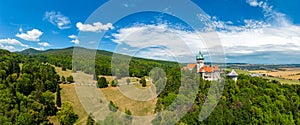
[0, 0, 300, 64]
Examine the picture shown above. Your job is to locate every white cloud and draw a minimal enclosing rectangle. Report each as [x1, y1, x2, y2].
[218, 25, 300, 54]
[0, 44, 16, 51]
[44, 11, 71, 29]
[111, 24, 208, 62]
[246, 0, 284, 26]
[246, 0, 260, 7]
[111, 20, 300, 63]
[15, 29, 43, 41]
[76, 22, 114, 32]
[0, 38, 28, 47]
[31, 47, 45, 51]
[68, 35, 79, 44]
[0, 38, 28, 51]
[71, 39, 80, 44]
[38, 42, 51, 47]
[19, 27, 23, 32]
[68, 35, 77, 39]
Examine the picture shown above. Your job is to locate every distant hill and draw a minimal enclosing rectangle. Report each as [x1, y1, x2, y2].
[18, 47, 112, 56]
[18, 46, 175, 64]
[18, 48, 43, 55]
[18, 47, 87, 55]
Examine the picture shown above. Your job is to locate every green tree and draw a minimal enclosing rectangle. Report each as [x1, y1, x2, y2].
[97, 77, 108, 88]
[16, 73, 33, 96]
[57, 102, 78, 125]
[61, 76, 66, 83]
[16, 113, 33, 125]
[62, 66, 66, 71]
[67, 75, 74, 83]
[140, 77, 146, 87]
[125, 108, 132, 122]
[111, 79, 118, 87]
[86, 113, 95, 125]
[56, 84, 62, 107]
[41, 91, 57, 115]
[108, 101, 118, 112]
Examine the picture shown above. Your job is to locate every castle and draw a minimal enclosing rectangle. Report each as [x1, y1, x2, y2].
[182, 51, 221, 81]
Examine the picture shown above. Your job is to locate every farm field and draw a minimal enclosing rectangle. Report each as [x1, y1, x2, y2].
[250, 68, 300, 80]
[249, 68, 300, 85]
[264, 76, 300, 85]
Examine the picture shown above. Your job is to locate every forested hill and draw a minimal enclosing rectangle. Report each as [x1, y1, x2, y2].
[0, 49, 69, 124]
[18, 46, 176, 63]
[18, 47, 178, 78]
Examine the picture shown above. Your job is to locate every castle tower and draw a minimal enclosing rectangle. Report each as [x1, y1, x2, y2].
[196, 51, 204, 73]
[227, 69, 238, 82]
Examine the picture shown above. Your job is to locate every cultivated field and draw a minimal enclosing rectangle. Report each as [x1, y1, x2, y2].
[264, 76, 300, 85]
[250, 68, 300, 80]
[249, 68, 300, 85]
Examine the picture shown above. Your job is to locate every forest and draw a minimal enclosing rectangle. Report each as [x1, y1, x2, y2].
[0, 49, 77, 124]
[1, 47, 300, 124]
[155, 73, 300, 124]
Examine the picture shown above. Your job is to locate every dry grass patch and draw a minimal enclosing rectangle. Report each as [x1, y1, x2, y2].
[249, 70, 269, 73]
[60, 84, 88, 125]
[55, 66, 72, 78]
[98, 75, 115, 83]
[265, 76, 300, 85]
[250, 68, 300, 80]
[101, 86, 157, 116]
[263, 68, 300, 80]
[49, 116, 59, 125]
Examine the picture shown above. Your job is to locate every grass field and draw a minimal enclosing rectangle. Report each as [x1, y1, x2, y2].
[98, 75, 140, 83]
[101, 86, 157, 116]
[227, 68, 300, 85]
[48, 84, 89, 125]
[60, 84, 88, 125]
[52, 67, 88, 124]
[249, 68, 300, 85]
[53, 66, 157, 123]
[264, 76, 300, 85]
[250, 68, 300, 80]
[233, 69, 251, 75]
[54, 66, 72, 78]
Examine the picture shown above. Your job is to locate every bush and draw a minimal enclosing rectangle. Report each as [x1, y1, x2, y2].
[111, 79, 118, 87]
[108, 101, 118, 112]
[97, 77, 108, 88]
[56, 102, 78, 125]
[140, 77, 146, 87]
[62, 66, 66, 71]
[66, 76, 74, 83]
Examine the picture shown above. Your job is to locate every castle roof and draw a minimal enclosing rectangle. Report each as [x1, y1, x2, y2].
[187, 64, 197, 69]
[227, 69, 238, 77]
[198, 65, 219, 73]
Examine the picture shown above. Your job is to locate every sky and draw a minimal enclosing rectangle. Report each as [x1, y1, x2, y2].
[0, 0, 300, 64]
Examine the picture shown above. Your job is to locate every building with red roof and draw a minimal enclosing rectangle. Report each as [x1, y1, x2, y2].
[182, 51, 220, 81]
